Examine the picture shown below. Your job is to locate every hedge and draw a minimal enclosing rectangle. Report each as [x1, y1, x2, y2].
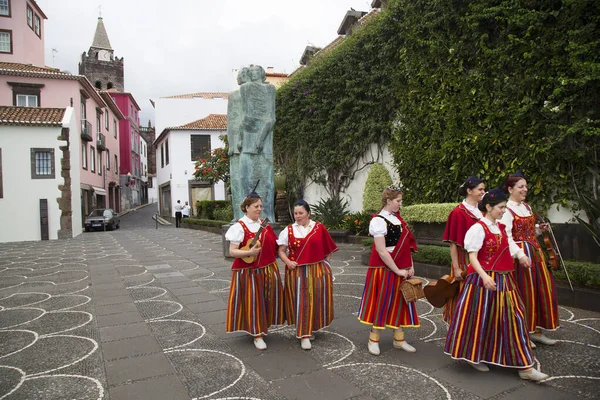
[401, 203, 457, 224]
[182, 218, 230, 228]
[195, 200, 231, 220]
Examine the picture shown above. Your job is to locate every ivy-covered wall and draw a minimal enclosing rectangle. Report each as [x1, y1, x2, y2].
[274, 0, 599, 213]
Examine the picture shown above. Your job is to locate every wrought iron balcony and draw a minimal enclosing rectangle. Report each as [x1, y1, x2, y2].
[97, 133, 106, 151]
[81, 120, 92, 142]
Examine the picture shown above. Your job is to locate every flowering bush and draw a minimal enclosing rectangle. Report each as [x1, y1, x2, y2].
[193, 135, 230, 186]
[343, 211, 373, 236]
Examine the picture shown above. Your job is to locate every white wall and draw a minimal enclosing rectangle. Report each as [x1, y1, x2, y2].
[0, 125, 63, 242]
[304, 143, 397, 213]
[148, 176, 158, 204]
[155, 129, 227, 217]
[64, 108, 82, 238]
[155, 98, 228, 135]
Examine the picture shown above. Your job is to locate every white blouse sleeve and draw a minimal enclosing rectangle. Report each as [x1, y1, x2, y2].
[464, 224, 485, 253]
[225, 223, 244, 245]
[277, 228, 289, 247]
[369, 217, 387, 237]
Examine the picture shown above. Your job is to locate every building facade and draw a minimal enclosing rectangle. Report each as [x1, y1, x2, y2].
[0, 106, 82, 242]
[154, 114, 227, 218]
[0, 0, 46, 67]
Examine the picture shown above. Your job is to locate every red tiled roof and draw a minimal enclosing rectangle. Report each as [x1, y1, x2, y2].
[0, 106, 65, 126]
[162, 92, 230, 100]
[154, 114, 227, 146]
[0, 62, 71, 77]
[266, 71, 289, 78]
[174, 114, 227, 130]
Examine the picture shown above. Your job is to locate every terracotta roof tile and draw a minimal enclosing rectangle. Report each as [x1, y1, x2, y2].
[0, 62, 69, 75]
[162, 92, 230, 100]
[0, 106, 65, 126]
[266, 71, 289, 78]
[174, 114, 227, 130]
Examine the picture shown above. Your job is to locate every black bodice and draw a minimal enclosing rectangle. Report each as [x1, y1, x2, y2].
[377, 215, 402, 247]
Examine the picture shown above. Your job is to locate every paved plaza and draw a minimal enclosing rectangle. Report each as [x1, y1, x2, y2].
[0, 205, 599, 400]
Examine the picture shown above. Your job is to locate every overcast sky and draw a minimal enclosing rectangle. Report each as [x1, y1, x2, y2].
[36, 0, 373, 125]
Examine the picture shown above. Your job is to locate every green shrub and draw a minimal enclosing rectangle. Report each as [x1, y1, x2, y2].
[555, 261, 600, 289]
[182, 218, 230, 228]
[213, 204, 233, 222]
[363, 163, 393, 212]
[195, 200, 231, 220]
[343, 211, 373, 236]
[362, 238, 374, 247]
[313, 197, 350, 229]
[401, 203, 457, 223]
[412, 245, 452, 266]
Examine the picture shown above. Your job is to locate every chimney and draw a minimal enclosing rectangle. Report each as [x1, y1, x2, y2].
[267, 67, 274, 73]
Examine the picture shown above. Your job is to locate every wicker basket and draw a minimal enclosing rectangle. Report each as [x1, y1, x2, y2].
[400, 278, 425, 303]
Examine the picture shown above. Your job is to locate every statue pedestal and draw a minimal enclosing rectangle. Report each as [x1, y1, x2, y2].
[221, 222, 282, 259]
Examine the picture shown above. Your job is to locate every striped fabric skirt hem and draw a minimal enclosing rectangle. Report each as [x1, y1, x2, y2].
[357, 267, 420, 330]
[443, 248, 468, 324]
[444, 271, 534, 368]
[226, 262, 285, 336]
[284, 260, 334, 338]
[514, 241, 560, 332]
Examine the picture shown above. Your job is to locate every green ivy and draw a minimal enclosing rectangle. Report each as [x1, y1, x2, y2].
[275, 0, 599, 215]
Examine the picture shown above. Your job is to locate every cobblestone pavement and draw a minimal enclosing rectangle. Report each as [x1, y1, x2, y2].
[0, 204, 599, 400]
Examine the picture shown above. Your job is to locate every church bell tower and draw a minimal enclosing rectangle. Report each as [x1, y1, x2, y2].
[78, 16, 124, 91]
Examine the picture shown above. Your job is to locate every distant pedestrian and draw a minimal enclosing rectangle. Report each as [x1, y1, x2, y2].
[277, 199, 337, 350]
[174, 200, 183, 227]
[224, 189, 284, 350]
[182, 201, 191, 219]
[358, 185, 419, 356]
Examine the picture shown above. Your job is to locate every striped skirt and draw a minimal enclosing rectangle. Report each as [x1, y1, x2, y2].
[357, 267, 420, 330]
[444, 272, 534, 368]
[442, 248, 468, 324]
[513, 242, 560, 332]
[284, 261, 334, 338]
[226, 262, 285, 336]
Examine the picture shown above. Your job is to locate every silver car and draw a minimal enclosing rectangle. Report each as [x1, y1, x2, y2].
[85, 209, 120, 232]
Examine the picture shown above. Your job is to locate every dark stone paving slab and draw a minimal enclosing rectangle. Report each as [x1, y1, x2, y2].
[0, 204, 596, 400]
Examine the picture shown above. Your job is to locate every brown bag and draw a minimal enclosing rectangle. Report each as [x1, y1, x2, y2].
[400, 278, 425, 303]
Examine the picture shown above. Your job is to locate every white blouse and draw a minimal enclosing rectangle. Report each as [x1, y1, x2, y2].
[225, 216, 262, 244]
[277, 220, 316, 246]
[462, 200, 483, 220]
[369, 210, 401, 252]
[464, 217, 525, 259]
[500, 200, 541, 239]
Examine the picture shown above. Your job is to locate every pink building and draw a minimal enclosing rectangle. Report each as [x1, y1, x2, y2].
[0, 0, 46, 67]
[0, 0, 124, 224]
[109, 91, 142, 209]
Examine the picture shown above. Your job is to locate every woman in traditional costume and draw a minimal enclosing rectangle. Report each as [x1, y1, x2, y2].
[277, 199, 338, 350]
[441, 175, 485, 323]
[501, 172, 560, 346]
[358, 186, 419, 356]
[444, 188, 548, 380]
[224, 190, 285, 350]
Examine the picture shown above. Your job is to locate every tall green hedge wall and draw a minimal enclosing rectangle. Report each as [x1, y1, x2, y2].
[274, 0, 599, 213]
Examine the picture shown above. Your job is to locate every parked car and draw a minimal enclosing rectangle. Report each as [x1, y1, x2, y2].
[85, 209, 120, 232]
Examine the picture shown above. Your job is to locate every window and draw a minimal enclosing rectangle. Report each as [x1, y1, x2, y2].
[80, 98, 87, 120]
[160, 144, 164, 168]
[82, 143, 87, 169]
[165, 139, 169, 165]
[190, 135, 211, 161]
[34, 14, 41, 37]
[0, 0, 10, 17]
[90, 147, 95, 172]
[113, 119, 117, 138]
[106, 150, 110, 170]
[27, 6, 33, 28]
[96, 111, 101, 134]
[114, 155, 118, 174]
[16, 94, 38, 107]
[98, 151, 102, 175]
[105, 111, 109, 130]
[31, 148, 55, 179]
[0, 30, 12, 54]
[0, 148, 3, 198]
[131, 155, 135, 175]
[8, 82, 43, 106]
